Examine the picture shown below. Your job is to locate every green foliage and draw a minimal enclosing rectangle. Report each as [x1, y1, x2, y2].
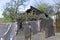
[37, 4, 48, 11]
[2, 0, 25, 22]
[2, 7, 16, 22]
[55, 11, 60, 15]
[36, 3, 54, 16]
[0, 18, 4, 23]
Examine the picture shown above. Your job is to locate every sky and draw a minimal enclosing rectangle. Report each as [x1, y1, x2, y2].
[0, 0, 10, 18]
[0, 0, 58, 18]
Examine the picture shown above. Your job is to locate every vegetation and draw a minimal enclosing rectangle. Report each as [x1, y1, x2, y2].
[36, 1, 60, 32]
[56, 19, 60, 32]
[36, 3, 55, 16]
[54, 0, 60, 32]
[1, 0, 60, 32]
[0, 18, 4, 23]
[2, 0, 25, 22]
[2, 0, 56, 22]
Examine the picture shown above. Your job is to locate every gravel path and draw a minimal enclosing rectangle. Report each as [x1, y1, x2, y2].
[16, 32, 60, 40]
[31, 32, 60, 40]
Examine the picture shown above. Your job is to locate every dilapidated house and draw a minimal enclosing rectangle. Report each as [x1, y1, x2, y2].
[22, 6, 55, 38]
[26, 6, 47, 20]
[15, 6, 55, 40]
[16, 6, 47, 30]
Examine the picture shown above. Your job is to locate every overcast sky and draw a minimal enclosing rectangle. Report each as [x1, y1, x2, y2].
[0, 0, 58, 18]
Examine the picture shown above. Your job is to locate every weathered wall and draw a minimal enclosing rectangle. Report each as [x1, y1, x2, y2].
[22, 18, 55, 38]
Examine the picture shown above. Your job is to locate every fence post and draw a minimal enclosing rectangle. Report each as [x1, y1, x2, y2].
[37, 20, 41, 32]
[29, 24, 31, 40]
[14, 22, 18, 35]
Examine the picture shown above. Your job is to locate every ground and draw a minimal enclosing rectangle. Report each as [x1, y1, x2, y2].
[16, 31, 60, 40]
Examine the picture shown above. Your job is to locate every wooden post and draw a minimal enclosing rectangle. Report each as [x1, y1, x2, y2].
[29, 25, 31, 40]
[37, 20, 40, 32]
[14, 22, 18, 35]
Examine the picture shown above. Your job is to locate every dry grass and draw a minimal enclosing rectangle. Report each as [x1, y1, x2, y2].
[56, 19, 60, 32]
